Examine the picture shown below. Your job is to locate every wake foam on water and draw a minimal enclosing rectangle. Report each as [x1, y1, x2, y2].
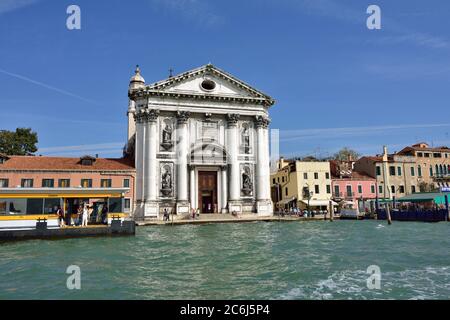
[279, 266, 450, 300]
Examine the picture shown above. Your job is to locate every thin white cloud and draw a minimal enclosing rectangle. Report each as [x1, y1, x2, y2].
[293, 0, 450, 50]
[0, 0, 39, 15]
[0, 68, 100, 105]
[279, 123, 450, 142]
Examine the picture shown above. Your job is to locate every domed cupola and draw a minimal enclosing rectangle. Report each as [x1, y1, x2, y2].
[129, 65, 145, 90]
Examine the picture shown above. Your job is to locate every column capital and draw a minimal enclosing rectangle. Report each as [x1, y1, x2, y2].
[227, 113, 240, 127]
[135, 108, 159, 123]
[176, 111, 191, 125]
[255, 115, 270, 129]
[145, 109, 159, 122]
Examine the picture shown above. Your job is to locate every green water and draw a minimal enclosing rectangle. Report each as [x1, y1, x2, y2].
[0, 220, 449, 300]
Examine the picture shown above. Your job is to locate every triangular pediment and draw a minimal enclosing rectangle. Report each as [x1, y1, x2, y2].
[144, 64, 274, 105]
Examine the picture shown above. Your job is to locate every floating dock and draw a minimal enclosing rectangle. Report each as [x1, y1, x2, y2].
[0, 220, 135, 241]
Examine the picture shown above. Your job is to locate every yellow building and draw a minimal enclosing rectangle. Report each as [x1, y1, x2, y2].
[396, 143, 450, 190]
[271, 158, 335, 212]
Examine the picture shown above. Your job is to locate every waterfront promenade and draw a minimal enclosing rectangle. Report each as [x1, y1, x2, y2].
[136, 213, 339, 226]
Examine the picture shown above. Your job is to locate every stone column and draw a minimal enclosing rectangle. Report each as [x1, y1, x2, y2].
[134, 110, 145, 220]
[255, 115, 273, 216]
[221, 166, 228, 213]
[190, 166, 196, 210]
[227, 113, 241, 213]
[176, 111, 191, 214]
[143, 108, 159, 218]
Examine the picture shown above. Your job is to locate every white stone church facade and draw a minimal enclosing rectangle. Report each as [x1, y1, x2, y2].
[127, 64, 274, 220]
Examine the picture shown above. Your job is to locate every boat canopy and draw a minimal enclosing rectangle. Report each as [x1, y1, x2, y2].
[396, 192, 448, 205]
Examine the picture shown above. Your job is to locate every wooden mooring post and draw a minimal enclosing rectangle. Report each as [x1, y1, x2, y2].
[386, 203, 392, 225]
[445, 195, 449, 222]
[329, 200, 334, 222]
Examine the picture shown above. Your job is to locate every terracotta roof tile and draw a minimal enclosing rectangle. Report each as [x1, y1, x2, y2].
[0, 156, 135, 171]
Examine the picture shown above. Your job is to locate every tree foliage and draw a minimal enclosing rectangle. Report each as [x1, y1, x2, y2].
[333, 147, 360, 161]
[0, 128, 38, 155]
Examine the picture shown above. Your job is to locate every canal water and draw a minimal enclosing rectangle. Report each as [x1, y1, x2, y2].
[0, 220, 449, 299]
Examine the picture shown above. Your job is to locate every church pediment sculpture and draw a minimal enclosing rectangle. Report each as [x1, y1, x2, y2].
[160, 119, 174, 151]
[241, 165, 253, 196]
[160, 164, 173, 197]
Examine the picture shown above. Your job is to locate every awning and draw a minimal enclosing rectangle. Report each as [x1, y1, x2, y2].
[278, 196, 297, 205]
[299, 199, 338, 207]
[397, 192, 448, 205]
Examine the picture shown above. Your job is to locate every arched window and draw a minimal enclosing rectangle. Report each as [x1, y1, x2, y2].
[435, 164, 440, 176]
[418, 165, 422, 177]
[430, 166, 433, 177]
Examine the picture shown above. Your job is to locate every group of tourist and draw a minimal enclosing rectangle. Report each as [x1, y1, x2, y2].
[56, 204, 108, 228]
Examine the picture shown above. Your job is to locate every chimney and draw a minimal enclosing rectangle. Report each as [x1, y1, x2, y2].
[95, 154, 99, 158]
[382, 145, 388, 162]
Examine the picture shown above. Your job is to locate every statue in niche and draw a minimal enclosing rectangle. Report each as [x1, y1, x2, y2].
[160, 166, 172, 196]
[242, 123, 250, 154]
[161, 120, 173, 151]
[242, 167, 253, 196]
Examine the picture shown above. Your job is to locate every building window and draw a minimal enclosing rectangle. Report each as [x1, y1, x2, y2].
[0, 178, 9, 188]
[124, 198, 131, 211]
[418, 165, 422, 177]
[325, 172, 330, 179]
[326, 185, 331, 194]
[371, 185, 375, 193]
[314, 172, 318, 179]
[379, 185, 383, 194]
[303, 173, 308, 179]
[101, 179, 112, 188]
[397, 166, 402, 176]
[389, 166, 396, 176]
[430, 167, 433, 177]
[391, 186, 396, 194]
[315, 185, 320, 194]
[285, 188, 288, 196]
[272, 178, 275, 184]
[81, 179, 92, 188]
[411, 185, 416, 193]
[376, 166, 381, 176]
[42, 179, 54, 188]
[417, 152, 423, 157]
[21, 179, 33, 188]
[358, 185, 363, 194]
[433, 153, 441, 158]
[410, 167, 415, 177]
[346, 185, 352, 197]
[424, 153, 430, 158]
[399, 185, 405, 194]
[334, 185, 340, 197]
[282, 176, 285, 183]
[58, 179, 70, 188]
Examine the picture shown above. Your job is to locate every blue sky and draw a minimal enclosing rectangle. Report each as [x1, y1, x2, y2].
[0, 0, 449, 158]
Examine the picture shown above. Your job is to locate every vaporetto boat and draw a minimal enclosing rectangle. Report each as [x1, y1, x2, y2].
[0, 187, 135, 240]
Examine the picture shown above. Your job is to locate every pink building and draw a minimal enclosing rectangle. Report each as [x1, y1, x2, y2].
[0, 154, 135, 214]
[330, 160, 377, 211]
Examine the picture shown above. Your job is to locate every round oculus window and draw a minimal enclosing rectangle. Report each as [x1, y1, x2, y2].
[200, 79, 216, 91]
